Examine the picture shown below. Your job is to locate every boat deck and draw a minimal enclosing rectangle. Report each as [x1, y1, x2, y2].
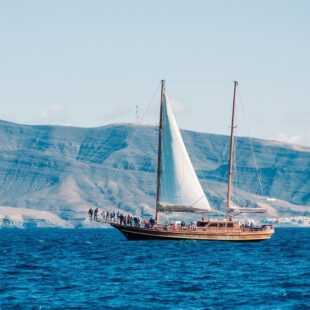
[107, 220, 274, 241]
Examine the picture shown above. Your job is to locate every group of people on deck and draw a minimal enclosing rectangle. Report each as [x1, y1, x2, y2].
[88, 208, 142, 227]
[88, 208, 199, 230]
[163, 220, 197, 231]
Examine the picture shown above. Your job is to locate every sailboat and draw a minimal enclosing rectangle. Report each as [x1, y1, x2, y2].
[110, 80, 274, 241]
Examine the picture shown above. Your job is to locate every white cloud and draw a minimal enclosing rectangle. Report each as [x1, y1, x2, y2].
[36, 105, 69, 125]
[276, 132, 310, 147]
[278, 110, 310, 146]
[40, 105, 63, 119]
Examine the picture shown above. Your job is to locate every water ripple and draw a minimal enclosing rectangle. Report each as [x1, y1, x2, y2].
[0, 227, 309, 309]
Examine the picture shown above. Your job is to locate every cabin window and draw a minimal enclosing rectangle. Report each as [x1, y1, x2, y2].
[219, 223, 225, 227]
[227, 223, 233, 228]
[197, 222, 208, 227]
[208, 223, 218, 227]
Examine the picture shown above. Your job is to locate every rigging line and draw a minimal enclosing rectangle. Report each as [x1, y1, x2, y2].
[211, 207, 225, 217]
[101, 81, 162, 201]
[160, 122, 167, 204]
[216, 209, 225, 216]
[232, 135, 237, 203]
[190, 194, 206, 207]
[166, 79, 232, 85]
[237, 88, 264, 197]
[232, 102, 239, 203]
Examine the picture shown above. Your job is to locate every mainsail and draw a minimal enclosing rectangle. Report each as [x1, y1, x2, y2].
[158, 92, 212, 213]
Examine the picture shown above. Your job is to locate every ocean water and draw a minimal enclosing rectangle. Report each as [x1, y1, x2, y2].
[0, 228, 309, 309]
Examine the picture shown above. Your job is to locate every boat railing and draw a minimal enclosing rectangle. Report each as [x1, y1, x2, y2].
[98, 218, 273, 232]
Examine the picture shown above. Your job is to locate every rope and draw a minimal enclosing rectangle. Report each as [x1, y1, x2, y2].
[232, 137, 237, 203]
[237, 87, 264, 197]
[166, 79, 232, 85]
[232, 110, 238, 203]
[101, 81, 162, 201]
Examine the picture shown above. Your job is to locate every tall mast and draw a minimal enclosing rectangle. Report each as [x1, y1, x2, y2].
[155, 80, 165, 224]
[226, 81, 238, 222]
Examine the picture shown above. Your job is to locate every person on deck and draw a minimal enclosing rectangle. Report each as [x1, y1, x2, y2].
[88, 208, 93, 220]
[94, 208, 98, 221]
[192, 220, 197, 231]
[149, 217, 155, 228]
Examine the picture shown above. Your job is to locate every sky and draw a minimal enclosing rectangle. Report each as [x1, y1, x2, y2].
[0, 0, 309, 146]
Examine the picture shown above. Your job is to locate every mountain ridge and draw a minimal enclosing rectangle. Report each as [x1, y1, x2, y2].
[1, 118, 309, 150]
[0, 119, 309, 219]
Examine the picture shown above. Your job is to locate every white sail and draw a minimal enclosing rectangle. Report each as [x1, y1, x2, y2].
[158, 92, 212, 213]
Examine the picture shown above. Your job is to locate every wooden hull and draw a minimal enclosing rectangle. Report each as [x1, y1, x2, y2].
[110, 223, 274, 241]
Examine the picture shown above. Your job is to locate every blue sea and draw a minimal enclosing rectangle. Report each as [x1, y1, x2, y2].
[0, 228, 309, 309]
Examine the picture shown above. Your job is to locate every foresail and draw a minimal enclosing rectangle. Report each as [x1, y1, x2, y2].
[158, 92, 211, 213]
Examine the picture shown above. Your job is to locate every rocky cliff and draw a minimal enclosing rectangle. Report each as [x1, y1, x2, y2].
[0, 120, 308, 219]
